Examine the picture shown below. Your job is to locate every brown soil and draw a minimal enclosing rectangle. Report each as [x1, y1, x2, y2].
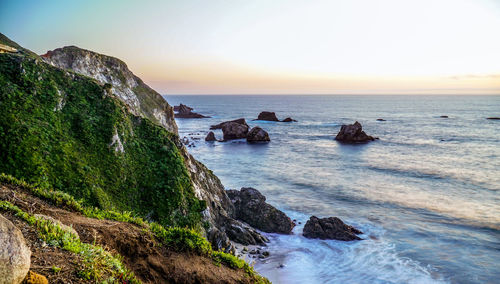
[0, 183, 256, 284]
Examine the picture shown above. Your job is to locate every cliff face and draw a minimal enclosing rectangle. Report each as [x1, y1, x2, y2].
[41, 46, 177, 133]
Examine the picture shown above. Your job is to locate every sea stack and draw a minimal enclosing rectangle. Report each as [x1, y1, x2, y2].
[335, 121, 376, 143]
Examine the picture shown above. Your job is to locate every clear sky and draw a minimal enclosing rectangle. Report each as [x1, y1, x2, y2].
[2, 0, 500, 94]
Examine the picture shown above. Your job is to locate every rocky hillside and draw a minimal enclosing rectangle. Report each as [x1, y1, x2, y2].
[37, 43, 267, 252]
[41, 46, 177, 133]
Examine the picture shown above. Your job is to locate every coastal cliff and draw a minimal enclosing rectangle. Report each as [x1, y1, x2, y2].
[0, 33, 269, 283]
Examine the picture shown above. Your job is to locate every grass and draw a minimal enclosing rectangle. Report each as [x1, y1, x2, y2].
[0, 174, 270, 283]
[0, 200, 139, 283]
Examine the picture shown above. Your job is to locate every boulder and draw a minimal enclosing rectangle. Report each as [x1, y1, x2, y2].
[205, 131, 216, 142]
[302, 216, 362, 241]
[34, 214, 79, 238]
[246, 127, 270, 142]
[227, 187, 295, 234]
[335, 121, 376, 143]
[210, 118, 247, 130]
[255, 111, 279, 121]
[282, 117, 297, 122]
[174, 103, 210, 118]
[224, 218, 268, 246]
[221, 122, 249, 140]
[0, 214, 31, 284]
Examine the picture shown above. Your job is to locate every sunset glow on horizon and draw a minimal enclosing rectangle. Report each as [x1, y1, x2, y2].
[2, 0, 500, 94]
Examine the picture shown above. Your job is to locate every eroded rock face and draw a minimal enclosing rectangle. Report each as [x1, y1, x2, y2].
[335, 121, 376, 143]
[223, 218, 269, 246]
[302, 216, 362, 241]
[0, 214, 31, 284]
[246, 127, 270, 142]
[205, 131, 216, 141]
[210, 118, 247, 130]
[227, 188, 295, 234]
[255, 111, 279, 121]
[41, 46, 177, 133]
[222, 122, 249, 140]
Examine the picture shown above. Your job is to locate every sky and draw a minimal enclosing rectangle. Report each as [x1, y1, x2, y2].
[1, 0, 500, 95]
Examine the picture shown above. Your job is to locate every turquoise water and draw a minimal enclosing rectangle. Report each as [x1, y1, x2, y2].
[166, 95, 500, 284]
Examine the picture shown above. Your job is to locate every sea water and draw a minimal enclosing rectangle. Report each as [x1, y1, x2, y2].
[166, 95, 500, 284]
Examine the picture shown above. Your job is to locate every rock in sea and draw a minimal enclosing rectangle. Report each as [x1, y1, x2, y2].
[221, 121, 249, 140]
[227, 187, 295, 234]
[282, 117, 297, 122]
[210, 118, 248, 130]
[246, 126, 270, 142]
[255, 111, 280, 121]
[174, 103, 210, 118]
[303, 216, 362, 241]
[335, 121, 376, 143]
[0, 214, 31, 284]
[205, 131, 216, 141]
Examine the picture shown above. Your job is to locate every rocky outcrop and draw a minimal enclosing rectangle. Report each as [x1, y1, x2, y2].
[222, 122, 249, 141]
[246, 127, 270, 142]
[335, 121, 376, 143]
[205, 131, 216, 141]
[302, 216, 362, 241]
[210, 118, 247, 130]
[227, 188, 295, 234]
[41, 46, 177, 133]
[282, 117, 297, 122]
[175, 104, 210, 118]
[255, 111, 279, 121]
[223, 218, 269, 246]
[0, 214, 31, 284]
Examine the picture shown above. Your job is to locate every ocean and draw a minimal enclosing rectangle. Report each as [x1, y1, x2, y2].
[166, 95, 500, 284]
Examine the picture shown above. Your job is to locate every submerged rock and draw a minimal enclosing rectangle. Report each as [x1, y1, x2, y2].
[335, 121, 376, 143]
[205, 131, 216, 142]
[440, 115, 449, 118]
[221, 122, 249, 140]
[174, 103, 210, 118]
[0, 214, 31, 284]
[227, 187, 295, 234]
[486, 117, 500, 120]
[302, 216, 362, 241]
[282, 117, 297, 122]
[376, 118, 386, 121]
[246, 127, 270, 142]
[210, 118, 247, 130]
[255, 111, 279, 121]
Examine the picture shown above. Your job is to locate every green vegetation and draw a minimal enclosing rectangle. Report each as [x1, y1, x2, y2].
[0, 200, 139, 283]
[0, 51, 204, 228]
[1, 174, 270, 283]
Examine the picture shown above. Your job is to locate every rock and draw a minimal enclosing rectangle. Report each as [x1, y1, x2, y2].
[376, 118, 386, 121]
[224, 218, 268, 246]
[262, 251, 270, 257]
[210, 118, 247, 130]
[335, 121, 376, 143]
[246, 127, 270, 143]
[221, 122, 249, 140]
[34, 214, 79, 238]
[205, 131, 216, 142]
[281, 117, 297, 122]
[175, 104, 210, 118]
[486, 117, 500, 120]
[255, 111, 279, 121]
[440, 115, 448, 118]
[302, 216, 362, 241]
[0, 214, 31, 284]
[22, 271, 48, 284]
[227, 187, 295, 234]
